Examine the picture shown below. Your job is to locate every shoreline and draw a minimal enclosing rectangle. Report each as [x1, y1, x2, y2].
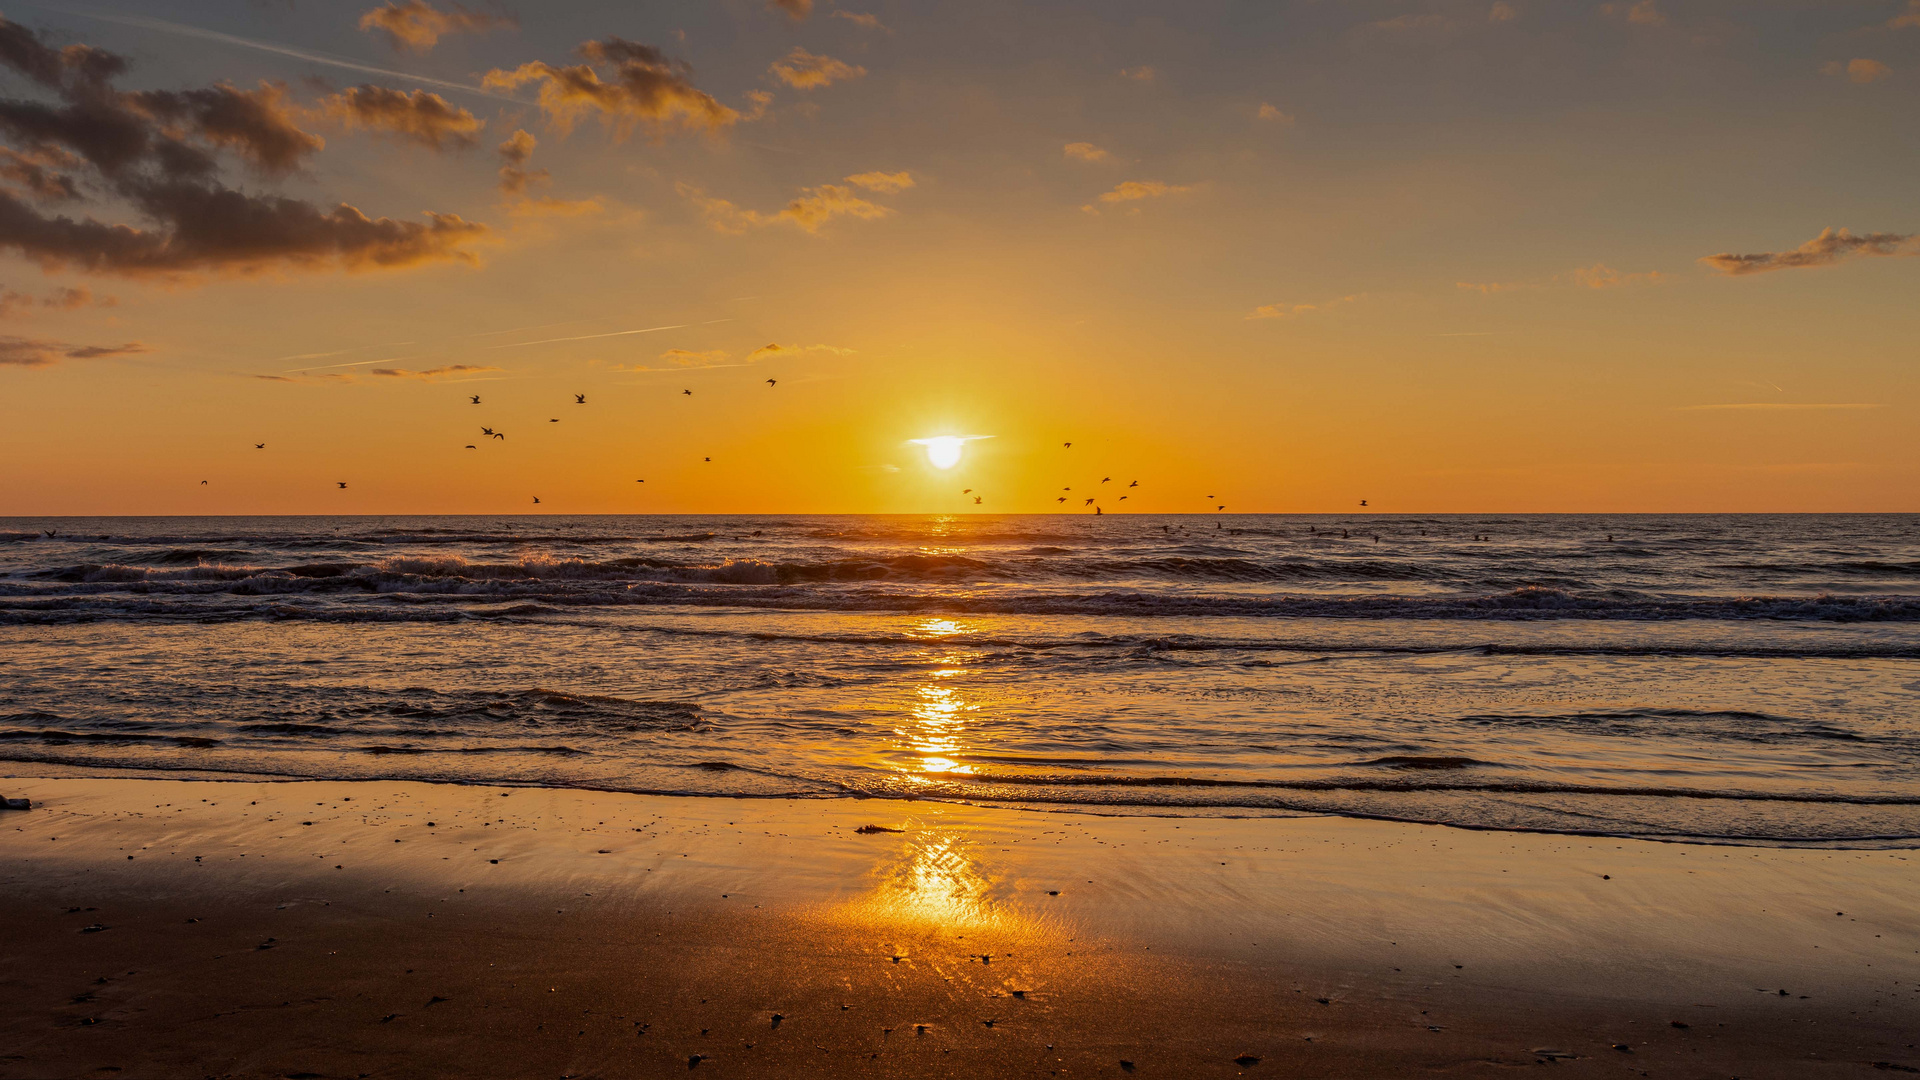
[4, 774, 1918, 1077]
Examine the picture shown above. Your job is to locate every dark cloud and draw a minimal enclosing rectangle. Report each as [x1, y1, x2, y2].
[359, 1, 516, 54]
[318, 85, 483, 150]
[483, 37, 737, 138]
[1701, 227, 1919, 276]
[0, 18, 484, 279]
[0, 334, 145, 366]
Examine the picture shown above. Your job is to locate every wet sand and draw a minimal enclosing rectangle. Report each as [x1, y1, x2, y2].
[2, 776, 1916, 1078]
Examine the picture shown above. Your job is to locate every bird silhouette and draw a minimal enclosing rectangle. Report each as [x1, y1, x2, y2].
[766, 379, 777, 387]
[703, 456, 711, 462]
[1119, 495, 1128, 500]
[254, 443, 265, 449]
[533, 496, 541, 504]
[1101, 477, 1111, 484]
[464, 445, 476, 449]
[574, 394, 586, 404]
[1359, 499, 1369, 507]
[481, 427, 496, 437]
[1062, 442, 1072, 449]
[549, 418, 559, 423]
[1217, 505, 1226, 511]
[493, 432, 505, 440]
[1095, 506, 1103, 515]
[973, 496, 982, 504]
[683, 389, 692, 396]
[1056, 496, 1067, 503]
[200, 480, 208, 485]
[470, 395, 481, 405]
[962, 488, 972, 495]
[1083, 497, 1095, 506]
[337, 482, 347, 489]
[1128, 480, 1138, 488]
[635, 479, 645, 483]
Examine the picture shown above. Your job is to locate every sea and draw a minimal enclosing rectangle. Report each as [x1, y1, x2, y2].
[2, 514, 1917, 847]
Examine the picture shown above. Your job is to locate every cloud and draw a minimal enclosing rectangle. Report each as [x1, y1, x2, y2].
[1676, 403, 1885, 411]
[484, 38, 738, 138]
[1700, 227, 1920, 276]
[768, 0, 813, 19]
[1892, 1, 1920, 28]
[1246, 295, 1359, 320]
[0, 145, 79, 201]
[768, 49, 866, 90]
[0, 335, 146, 366]
[659, 348, 729, 367]
[358, 1, 515, 54]
[1081, 179, 1194, 213]
[1823, 58, 1892, 84]
[365, 363, 497, 378]
[1119, 66, 1156, 82]
[1599, 1, 1666, 25]
[0, 18, 484, 279]
[1461, 264, 1662, 292]
[679, 173, 909, 234]
[1489, 2, 1519, 21]
[832, 11, 889, 31]
[0, 284, 113, 316]
[317, 85, 483, 150]
[1256, 104, 1294, 124]
[748, 342, 852, 360]
[1063, 141, 1109, 162]
[496, 128, 541, 194]
[844, 170, 913, 193]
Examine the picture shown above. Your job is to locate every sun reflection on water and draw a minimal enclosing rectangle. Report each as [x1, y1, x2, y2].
[855, 827, 1006, 930]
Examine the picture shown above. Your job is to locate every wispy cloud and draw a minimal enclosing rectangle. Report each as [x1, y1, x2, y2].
[1700, 227, 1920, 276]
[1081, 180, 1195, 214]
[832, 10, 889, 31]
[1063, 141, 1109, 162]
[1246, 294, 1359, 320]
[0, 336, 148, 367]
[679, 174, 910, 234]
[1676, 403, 1886, 411]
[358, 1, 515, 55]
[1119, 65, 1156, 82]
[485, 325, 688, 349]
[1458, 263, 1663, 293]
[1256, 104, 1294, 124]
[768, 49, 866, 90]
[1822, 58, 1892, 84]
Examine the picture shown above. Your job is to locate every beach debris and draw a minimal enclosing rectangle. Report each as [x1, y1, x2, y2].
[1011, 990, 1028, 999]
[1233, 1054, 1260, 1066]
[1670, 1020, 1689, 1029]
[1872, 1063, 1920, 1073]
[1314, 997, 1329, 1005]
[1530, 1048, 1578, 1060]
[1, 797, 30, 810]
[426, 996, 449, 1006]
[687, 1054, 704, 1068]
[380, 1013, 399, 1023]
[854, 824, 903, 834]
[1048, 890, 1059, 896]
[770, 1013, 784, 1028]
[1612, 1043, 1633, 1053]
[78, 924, 108, 933]
[1120, 1062, 1135, 1072]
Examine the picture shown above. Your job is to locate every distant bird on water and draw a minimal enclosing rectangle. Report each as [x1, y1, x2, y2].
[574, 394, 586, 404]
[636, 479, 645, 483]
[470, 395, 481, 405]
[549, 418, 559, 423]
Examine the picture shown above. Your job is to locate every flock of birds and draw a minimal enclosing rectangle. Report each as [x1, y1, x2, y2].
[215, 388, 1376, 514]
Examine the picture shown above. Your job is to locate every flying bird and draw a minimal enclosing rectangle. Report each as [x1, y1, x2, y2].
[470, 395, 481, 405]
[200, 480, 208, 485]
[703, 457, 711, 462]
[1217, 505, 1226, 511]
[493, 432, 505, 440]
[1101, 477, 1111, 484]
[973, 496, 982, 504]
[683, 389, 693, 396]
[1119, 496, 1128, 501]
[1128, 480, 1138, 488]
[549, 418, 559, 423]
[574, 394, 586, 404]
[337, 482, 347, 489]
[1063, 442, 1072, 449]
[635, 479, 645, 483]
[533, 496, 541, 504]
[1359, 499, 1369, 507]
[1083, 498, 1095, 506]
[481, 427, 496, 437]
[465, 445, 476, 449]
[254, 443, 265, 450]
[766, 379, 777, 387]
[962, 488, 972, 495]
[1056, 496, 1067, 503]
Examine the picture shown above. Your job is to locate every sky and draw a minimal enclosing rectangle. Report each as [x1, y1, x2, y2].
[0, 0, 1915, 515]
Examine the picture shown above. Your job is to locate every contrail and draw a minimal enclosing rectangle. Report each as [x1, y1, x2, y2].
[285, 356, 424, 372]
[485, 325, 689, 349]
[38, 6, 513, 100]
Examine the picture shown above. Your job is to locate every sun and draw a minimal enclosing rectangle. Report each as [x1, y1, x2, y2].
[920, 436, 965, 469]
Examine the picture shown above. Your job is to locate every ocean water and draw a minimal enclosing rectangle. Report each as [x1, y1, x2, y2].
[2, 514, 1918, 847]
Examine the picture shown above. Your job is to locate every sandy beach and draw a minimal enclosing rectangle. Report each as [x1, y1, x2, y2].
[1, 775, 1915, 1078]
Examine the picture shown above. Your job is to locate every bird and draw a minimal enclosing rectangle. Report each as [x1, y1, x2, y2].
[1359, 499, 1369, 507]
[1207, 494, 1215, 499]
[973, 496, 982, 504]
[533, 496, 541, 504]
[493, 432, 505, 440]
[636, 479, 646, 483]
[337, 482, 347, 489]
[1083, 497, 1095, 506]
[683, 389, 692, 396]
[1095, 506, 1103, 515]
[481, 427, 496, 437]
[1119, 495, 1128, 501]
[1128, 480, 1138, 488]
[254, 443, 265, 450]
[1063, 486, 1072, 492]
[1217, 505, 1226, 511]
[464, 445, 476, 450]
[1056, 496, 1067, 503]
[470, 395, 481, 405]
[574, 394, 586, 404]
[549, 418, 559, 423]
[703, 456, 711, 462]
[1101, 477, 1111, 484]
[1063, 442, 1072, 449]
[200, 480, 208, 485]
[963, 488, 972, 495]
[766, 379, 776, 387]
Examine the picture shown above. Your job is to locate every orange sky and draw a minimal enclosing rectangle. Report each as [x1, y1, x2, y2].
[0, 0, 1916, 514]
